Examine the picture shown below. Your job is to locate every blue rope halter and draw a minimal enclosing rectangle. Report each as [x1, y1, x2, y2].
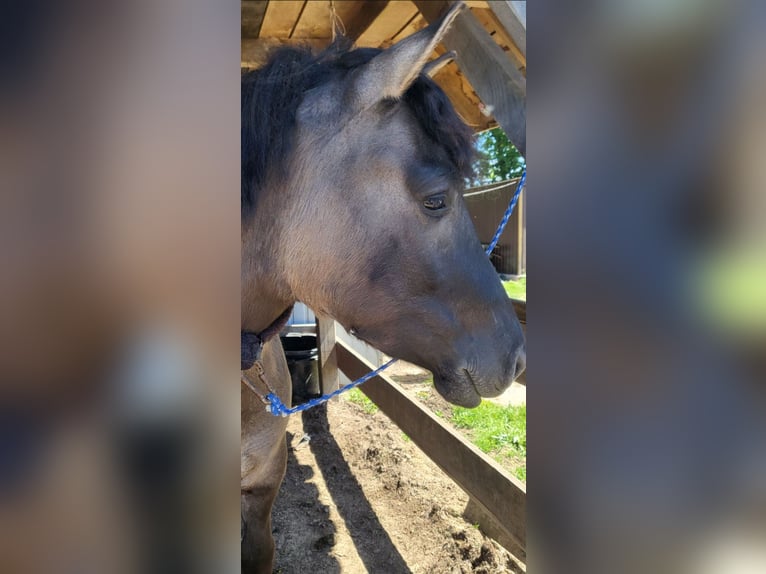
[261, 168, 526, 416]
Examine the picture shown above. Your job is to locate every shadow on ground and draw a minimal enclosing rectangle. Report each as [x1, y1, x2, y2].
[271, 405, 411, 573]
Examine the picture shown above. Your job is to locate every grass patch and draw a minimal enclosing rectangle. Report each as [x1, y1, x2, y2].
[346, 387, 378, 414]
[502, 277, 526, 301]
[451, 402, 526, 481]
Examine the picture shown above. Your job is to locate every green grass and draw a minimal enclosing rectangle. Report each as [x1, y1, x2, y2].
[346, 387, 378, 414]
[502, 277, 526, 301]
[451, 402, 526, 481]
[696, 250, 766, 335]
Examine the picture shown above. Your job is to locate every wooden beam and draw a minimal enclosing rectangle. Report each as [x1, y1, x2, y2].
[414, 0, 526, 155]
[356, 0, 419, 47]
[342, 1, 390, 42]
[389, 12, 428, 44]
[241, 38, 327, 69]
[242, 1, 269, 39]
[488, 0, 526, 58]
[465, 497, 526, 564]
[317, 316, 339, 394]
[330, 1, 379, 40]
[337, 341, 526, 551]
[432, 60, 494, 132]
[259, 0, 305, 39]
[291, 0, 332, 39]
[471, 7, 525, 74]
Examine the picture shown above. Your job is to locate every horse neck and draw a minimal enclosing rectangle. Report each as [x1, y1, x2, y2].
[241, 201, 294, 333]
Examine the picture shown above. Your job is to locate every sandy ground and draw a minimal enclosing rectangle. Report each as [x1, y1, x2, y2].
[271, 396, 525, 574]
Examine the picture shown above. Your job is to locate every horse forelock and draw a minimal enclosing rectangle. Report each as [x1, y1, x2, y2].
[241, 38, 474, 215]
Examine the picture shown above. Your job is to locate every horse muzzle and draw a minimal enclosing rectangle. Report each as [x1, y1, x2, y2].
[433, 341, 526, 408]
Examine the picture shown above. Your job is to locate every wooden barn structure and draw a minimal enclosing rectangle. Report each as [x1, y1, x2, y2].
[242, 0, 527, 563]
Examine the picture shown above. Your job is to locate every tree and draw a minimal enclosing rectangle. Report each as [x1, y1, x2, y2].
[470, 127, 525, 187]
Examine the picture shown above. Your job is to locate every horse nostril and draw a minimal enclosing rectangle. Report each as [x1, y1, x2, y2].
[512, 350, 526, 381]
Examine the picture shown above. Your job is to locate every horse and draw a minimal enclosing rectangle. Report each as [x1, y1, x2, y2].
[241, 3, 525, 571]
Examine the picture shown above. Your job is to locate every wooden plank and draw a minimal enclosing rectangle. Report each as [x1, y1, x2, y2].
[241, 38, 328, 68]
[471, 7, 525, 74]
[389, 12, 427, 45]
[242, 1, 269, 39]
[259, 0, 305, 39]
[317, 316, 339, 394]
[432, 60, 494, 132]
[342, 0, 390, 41]
[465, 497, 526, 566]
[291, 0, 332, 39]
[489, 0, 526, 58]
[356, 0, 419, 47]
[337, 341, 526, 550]
[330, 0, 377, 39]
[414, 0, 526, 155]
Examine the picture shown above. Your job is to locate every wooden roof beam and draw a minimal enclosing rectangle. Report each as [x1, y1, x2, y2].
[489, 0, 526, 58]
[242, 1, 268, 39]
[241, 38, 328, 69]
[341, 1, 391, 43]
[414, 1, 526, 155]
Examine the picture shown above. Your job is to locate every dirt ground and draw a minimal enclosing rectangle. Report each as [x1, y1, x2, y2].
[271, 396, 524, 574]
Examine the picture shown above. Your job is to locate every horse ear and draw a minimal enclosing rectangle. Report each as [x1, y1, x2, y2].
[422, 50, 457, 78]
[346, 2, 464, 110]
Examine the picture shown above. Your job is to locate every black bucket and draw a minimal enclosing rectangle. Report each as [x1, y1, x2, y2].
[280, 333, 320, 403]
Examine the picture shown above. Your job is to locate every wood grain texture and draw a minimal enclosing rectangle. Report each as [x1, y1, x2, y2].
[317, 316, 339, 394]
[355, 0, 419, 47]
[432, 59, 494, 132]
[260, 1, 305, 38]
[415, 0, 526, 154]
[489, 0, 526, 57]
[292, 0, 332, 39]
[242, 1, 269, 39]
[337, 341, 527, 551]
[241, 38, 327, 69]
[472, 7, 525, 74]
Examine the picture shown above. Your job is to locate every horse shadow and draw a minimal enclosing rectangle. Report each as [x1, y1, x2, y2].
[272, 430, 340, 574]
[272, 405, 411, 573]
[301, 405, 412, 574]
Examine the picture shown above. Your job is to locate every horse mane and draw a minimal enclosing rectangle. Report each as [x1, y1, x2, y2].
[241, 38, 475, 213]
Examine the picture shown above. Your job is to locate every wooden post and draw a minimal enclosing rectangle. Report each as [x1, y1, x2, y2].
[489, 1, 526, 59]
[316, 316, 339, 394]
[464, 497, 526, 565]
[414, 0, 526, 155]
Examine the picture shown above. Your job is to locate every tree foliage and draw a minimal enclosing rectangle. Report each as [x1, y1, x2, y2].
[469, 127, 525, 187]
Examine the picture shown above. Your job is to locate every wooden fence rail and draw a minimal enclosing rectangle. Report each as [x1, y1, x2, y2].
[320, 299, 527, 558]
[334, 323, 526, 556]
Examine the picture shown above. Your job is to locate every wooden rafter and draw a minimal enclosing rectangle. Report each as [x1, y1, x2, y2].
[414, 0, 526, 153]
[355, 0, 420, 47]
[241, 38, 327, 69]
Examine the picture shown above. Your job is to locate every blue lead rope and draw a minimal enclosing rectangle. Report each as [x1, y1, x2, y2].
[485, 169, 526, 256]
[265, 358, 397, 416]
[264, 168, 526, 416]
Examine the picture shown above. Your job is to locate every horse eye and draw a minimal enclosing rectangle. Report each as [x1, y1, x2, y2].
[423, 194, 447, 211]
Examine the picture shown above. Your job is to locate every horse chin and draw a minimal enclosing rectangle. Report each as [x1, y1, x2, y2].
[433, 372, 482, 408]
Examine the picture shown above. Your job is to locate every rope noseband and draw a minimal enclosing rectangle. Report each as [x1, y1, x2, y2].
[240, 305, 294, 405]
